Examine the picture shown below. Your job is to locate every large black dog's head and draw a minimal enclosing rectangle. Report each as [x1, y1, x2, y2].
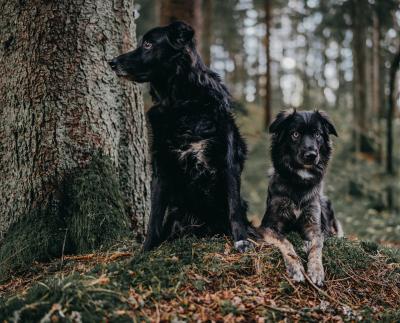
[108, 21, 196, 83]
[269, 109, 338, 183]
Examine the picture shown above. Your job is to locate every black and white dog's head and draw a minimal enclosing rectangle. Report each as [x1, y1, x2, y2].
[108, 21, 196, 83]
[269, 109, 338, 184]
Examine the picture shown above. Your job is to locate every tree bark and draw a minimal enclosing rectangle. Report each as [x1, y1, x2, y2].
[264, 0, 272, 129]
[202, 0, 212, 66]
[0, 0, 150, 277]
[351, 0, 371, 154]
[387, 45, 400, 175]
[371, 10, 383, 162]
[160, 0, 203, 55]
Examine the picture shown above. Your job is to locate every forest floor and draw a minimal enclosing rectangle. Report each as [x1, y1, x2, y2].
[0, 236, 399, 321]
[1, 104, 400, 322]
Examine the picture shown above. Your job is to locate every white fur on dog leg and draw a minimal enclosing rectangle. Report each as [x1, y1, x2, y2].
[234, 240, 252, 253]
[307, 263, 325, 286]
[287, 265, 305, 283]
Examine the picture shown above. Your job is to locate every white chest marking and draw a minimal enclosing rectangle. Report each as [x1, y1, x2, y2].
[293, 208, 301, 218]
[297, 169, 314, 180]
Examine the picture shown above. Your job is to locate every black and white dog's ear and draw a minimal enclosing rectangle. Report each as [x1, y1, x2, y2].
[167, 21, 195, 48]
[316, 110, 338, 137]
[269, 108, 296, 134]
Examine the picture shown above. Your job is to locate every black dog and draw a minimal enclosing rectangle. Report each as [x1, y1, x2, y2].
[258, 109, 343, 286]
[109, 21, 252, 252]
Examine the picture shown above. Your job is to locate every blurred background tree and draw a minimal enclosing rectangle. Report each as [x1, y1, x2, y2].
[135, 0, 400, 246]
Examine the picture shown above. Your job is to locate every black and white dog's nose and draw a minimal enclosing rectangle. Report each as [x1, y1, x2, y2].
[304, 151, 317, 162]
[108, 58, 118, 70]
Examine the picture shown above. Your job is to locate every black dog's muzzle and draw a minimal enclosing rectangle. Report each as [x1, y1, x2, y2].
[108, 58, 118, 70]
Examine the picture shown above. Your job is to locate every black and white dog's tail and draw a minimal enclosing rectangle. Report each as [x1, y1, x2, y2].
[322, 197, 344, 238]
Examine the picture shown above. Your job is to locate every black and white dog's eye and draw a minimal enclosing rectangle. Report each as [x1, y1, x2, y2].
[143, 41, 152, 49]
[291, 131, 300, 139]
[315, 132, 321, 138]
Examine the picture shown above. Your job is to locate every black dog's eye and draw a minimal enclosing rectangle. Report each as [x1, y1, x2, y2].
[291, 131, 300, 140]
[315, 132, 321, 138]
[143, 41, 152, 50]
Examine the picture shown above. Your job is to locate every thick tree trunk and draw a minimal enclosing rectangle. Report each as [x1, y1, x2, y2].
[264, 0, 272, 129]
[0, 0, 150, 277]
[160, 0, 203, 54]
[387, 45, 400, 175]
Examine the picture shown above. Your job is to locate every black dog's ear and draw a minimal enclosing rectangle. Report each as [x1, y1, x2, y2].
[167, 21, 195, 48]
[269, 108, 296, 134]
[316, 110, 338, 136]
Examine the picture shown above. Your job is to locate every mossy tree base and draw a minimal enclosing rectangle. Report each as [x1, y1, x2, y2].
[0, 154, 131, 281]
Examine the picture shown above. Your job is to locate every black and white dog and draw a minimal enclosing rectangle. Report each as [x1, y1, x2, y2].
[109, 21, 252, 252]
[258, 109, 343, 286]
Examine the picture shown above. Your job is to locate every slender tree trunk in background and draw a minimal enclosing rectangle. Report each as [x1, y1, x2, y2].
[372, 10, 382, 162]
[386, 45, 400, 175]
[264, 0, 272, 129]
[202, 0, 212, 66]
[335, 45, 345, 111]
[302, 33, 311, 108]
[0, 0, 150, 278]
[160, 0, 203, 54]
[351, 1, 370, 154]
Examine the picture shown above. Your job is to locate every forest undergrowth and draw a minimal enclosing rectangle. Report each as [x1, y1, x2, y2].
[0, 236, 399, 321]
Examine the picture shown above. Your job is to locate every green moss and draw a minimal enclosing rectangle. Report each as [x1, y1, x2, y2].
[380, 247, 400, 264]
[0, 153, 131, 281]
[0, 201, 65, 282]
[62, 153, 131, 253]
[360, 241, 379, 255]
[128, 236, 225, 291]
[323, 238, 372, 277]
[220, 300, 241, 315]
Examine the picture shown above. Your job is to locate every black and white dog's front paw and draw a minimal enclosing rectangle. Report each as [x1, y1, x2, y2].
[234, 239, 253, 253]
[307, 261, 325, 286]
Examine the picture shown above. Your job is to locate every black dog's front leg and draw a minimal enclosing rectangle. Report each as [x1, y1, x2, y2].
[142, 176, 167, 251]
[226, 142, 251, 252]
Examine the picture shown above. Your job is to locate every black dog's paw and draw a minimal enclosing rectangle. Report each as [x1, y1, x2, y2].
[234, 239, 253, 253]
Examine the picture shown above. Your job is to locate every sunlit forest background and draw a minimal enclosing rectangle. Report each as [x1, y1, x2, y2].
[136, 0, 400, 246]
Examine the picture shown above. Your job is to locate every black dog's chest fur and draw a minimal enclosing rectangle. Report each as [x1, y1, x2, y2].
[148, 101, 223, 180]
[147, 99, 246, 229]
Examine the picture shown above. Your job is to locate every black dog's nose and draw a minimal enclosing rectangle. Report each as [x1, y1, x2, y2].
[304, 151, 317, 162]
[108, 59, 118, 70]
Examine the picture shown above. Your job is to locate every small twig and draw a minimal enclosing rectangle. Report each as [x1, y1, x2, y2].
[265, 304, 299, 314]
[248, 238, 261, 247]
[154, 299, 161, 323]
[303, 271, 347, 307]
[60, 228, 68, 270]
